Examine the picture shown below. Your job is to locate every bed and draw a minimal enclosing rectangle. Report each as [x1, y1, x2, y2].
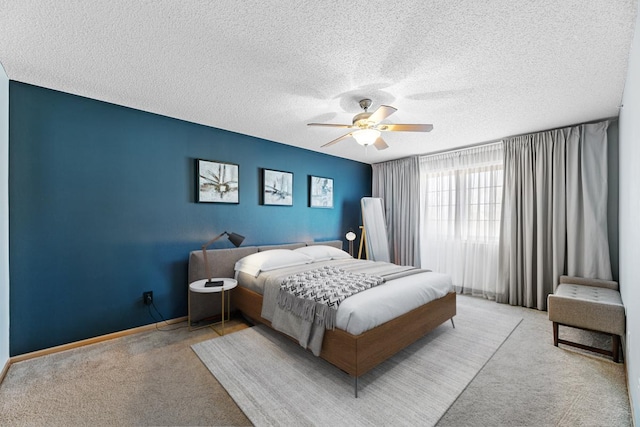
[188, 240, 456, 396]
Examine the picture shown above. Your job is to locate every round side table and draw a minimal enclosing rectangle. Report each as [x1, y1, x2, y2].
[188, 278, 238, 334]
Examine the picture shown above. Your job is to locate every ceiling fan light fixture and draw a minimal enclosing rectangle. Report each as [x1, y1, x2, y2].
[309, 99, 432, 150]
[353, 129, 381, 146]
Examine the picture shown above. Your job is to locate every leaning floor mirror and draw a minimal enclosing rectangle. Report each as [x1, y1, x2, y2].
[360, 197, 391, 262]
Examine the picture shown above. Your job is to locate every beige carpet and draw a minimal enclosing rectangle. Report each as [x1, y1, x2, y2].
[437, 297, 633, 426]
[192, 299, 522, 426]
[0, 322, 252, 426]
[0, 295, 632, 426]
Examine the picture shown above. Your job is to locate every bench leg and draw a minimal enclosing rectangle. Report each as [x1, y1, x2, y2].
[553, 322, 623, 363]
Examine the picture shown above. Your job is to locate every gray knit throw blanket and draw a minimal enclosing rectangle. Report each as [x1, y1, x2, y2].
[276, 266, 384, 330]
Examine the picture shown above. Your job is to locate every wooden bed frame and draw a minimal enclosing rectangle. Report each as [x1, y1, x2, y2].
[187, 240, 457, 395]
[234, 286, 456, 379]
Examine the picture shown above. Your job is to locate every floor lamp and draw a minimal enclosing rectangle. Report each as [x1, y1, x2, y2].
[201, 231, 245, 285]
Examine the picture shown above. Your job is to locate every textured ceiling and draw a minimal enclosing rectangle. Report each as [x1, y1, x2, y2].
[0, 1, 637, 164]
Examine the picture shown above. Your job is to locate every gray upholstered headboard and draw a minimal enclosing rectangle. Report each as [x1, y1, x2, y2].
[187, 240, 343, 284]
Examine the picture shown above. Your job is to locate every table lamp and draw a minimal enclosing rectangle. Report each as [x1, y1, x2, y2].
[345, 230, 357, 257]
[202, 231, 245, 286]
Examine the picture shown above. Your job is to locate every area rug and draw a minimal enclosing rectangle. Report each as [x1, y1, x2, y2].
[192, 299, 522, 426]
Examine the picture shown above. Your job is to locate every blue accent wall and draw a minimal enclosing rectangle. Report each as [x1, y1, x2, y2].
[9, 82, 371, 356]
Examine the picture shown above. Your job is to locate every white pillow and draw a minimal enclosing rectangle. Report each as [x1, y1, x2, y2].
[294, 245, 352, 262]
[234, 249, 312, 277]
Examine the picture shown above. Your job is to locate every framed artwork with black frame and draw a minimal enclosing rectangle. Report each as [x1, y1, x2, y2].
[262, 168, 293, 206]
[196, 159, 239, 203]
[309, 175, 334, 208]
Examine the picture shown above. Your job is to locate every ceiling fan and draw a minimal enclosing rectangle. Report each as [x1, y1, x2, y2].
[308, 98, 433, 150]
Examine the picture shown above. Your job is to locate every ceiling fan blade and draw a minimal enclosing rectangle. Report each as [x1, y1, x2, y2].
[321, 133, 352, 147]
[367, 105, 397, 124]
[373, 136, 389, 150]
[379, 123, 433, 132]
[308, 123, 354, 128]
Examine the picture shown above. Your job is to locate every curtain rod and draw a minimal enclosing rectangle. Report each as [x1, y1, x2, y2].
[377, 116, 618, 163]
[421, 140, 502, 158]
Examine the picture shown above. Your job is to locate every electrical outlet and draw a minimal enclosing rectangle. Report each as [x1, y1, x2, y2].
[143, 291, 153, 305]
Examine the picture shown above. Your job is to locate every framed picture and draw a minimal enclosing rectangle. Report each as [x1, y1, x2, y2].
[309, 175, 334, 208]
[197, 159, 239, 203]
[263, 168, 293, 206]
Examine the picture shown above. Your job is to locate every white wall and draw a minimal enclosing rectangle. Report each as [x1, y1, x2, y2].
[0, 61, 9, 370]
[619, 4, 640, 422]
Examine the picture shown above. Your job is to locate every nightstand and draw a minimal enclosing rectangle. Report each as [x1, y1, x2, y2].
[188, 278, 238, 334]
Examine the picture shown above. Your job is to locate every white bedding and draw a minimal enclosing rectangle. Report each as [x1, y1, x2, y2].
[335, 270, 452, 335]
[236, 258, 453, 336]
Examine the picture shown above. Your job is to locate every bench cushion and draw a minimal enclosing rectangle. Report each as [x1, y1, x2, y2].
[559, 275, 619, 291]
[548, 283, 625, 336]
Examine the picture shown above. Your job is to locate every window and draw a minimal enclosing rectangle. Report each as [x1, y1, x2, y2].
[424, 166, 502, 242]
[420, 144, 503, 297]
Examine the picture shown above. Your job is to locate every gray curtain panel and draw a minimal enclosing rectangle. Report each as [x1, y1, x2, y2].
[498, 121, 612, 310]
[372, 156, 421, 267]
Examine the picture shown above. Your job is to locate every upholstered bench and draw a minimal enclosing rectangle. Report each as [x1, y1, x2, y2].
[548, 275, 625, 362]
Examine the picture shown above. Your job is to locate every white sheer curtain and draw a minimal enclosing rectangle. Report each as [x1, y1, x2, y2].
[372, 156, 421, 266]
[420, 143, 504, 298]
[498, 121, 612, 310]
